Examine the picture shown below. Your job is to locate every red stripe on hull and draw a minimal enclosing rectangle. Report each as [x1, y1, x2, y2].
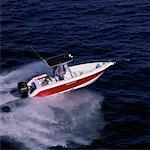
[35, 71, 103, 97]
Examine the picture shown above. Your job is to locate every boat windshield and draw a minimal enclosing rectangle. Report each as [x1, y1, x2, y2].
[29, 82, 36, 93]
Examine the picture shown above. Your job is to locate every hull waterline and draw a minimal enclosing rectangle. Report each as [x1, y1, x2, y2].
[35, 71, 103, 97]
[23, 61, 115, 98]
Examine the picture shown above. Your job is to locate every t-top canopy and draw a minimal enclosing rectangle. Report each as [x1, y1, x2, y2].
[44, 53, 73, 67]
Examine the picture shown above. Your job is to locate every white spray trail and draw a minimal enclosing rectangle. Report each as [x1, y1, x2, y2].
[0, 61, 49, 104]
[0, 62, 104, 149]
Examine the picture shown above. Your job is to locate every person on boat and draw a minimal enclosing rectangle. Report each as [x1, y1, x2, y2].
[53, 65, 66, 80]
[42, 76, 49, 86]
[44, 76, 49, 83]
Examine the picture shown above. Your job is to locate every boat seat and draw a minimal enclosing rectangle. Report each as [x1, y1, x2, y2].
[96, 64, 100, 68]
[80, 71, 83, 75]
[73, 72, 78, 77]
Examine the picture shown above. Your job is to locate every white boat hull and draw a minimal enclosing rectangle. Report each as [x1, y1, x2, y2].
[27, 62, 115, 97]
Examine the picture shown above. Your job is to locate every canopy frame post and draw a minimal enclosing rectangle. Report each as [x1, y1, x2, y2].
[65, 64, 73, 78]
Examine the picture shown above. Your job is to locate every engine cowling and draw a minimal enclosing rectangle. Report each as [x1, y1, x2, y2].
[18, 82, 29, 98]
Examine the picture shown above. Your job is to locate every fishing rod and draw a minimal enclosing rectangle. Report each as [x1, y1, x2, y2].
[29, 45, 58, 79]
[29, 45, 48, 65]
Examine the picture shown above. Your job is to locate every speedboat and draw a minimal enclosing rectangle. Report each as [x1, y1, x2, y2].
[18, 53, 115, 98]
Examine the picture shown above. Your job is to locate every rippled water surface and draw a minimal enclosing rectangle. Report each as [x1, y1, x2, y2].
[1, 0, 150, 149]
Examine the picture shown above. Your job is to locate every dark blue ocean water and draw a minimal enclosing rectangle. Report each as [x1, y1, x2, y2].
[1, 0, 150, 149]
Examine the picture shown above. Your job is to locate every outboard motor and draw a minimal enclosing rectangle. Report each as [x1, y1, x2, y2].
[18, 82, 29, 98]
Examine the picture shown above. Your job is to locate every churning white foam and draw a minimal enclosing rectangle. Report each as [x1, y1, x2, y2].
[0, 61, 49, 104]
[0, 62, 104, 149]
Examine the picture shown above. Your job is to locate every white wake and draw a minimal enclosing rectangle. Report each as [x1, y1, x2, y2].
[0, 62, 104, 149]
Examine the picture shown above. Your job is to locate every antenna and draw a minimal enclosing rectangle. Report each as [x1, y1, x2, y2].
[29, 45, 48, 65]
[29, 45, 43, 60]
